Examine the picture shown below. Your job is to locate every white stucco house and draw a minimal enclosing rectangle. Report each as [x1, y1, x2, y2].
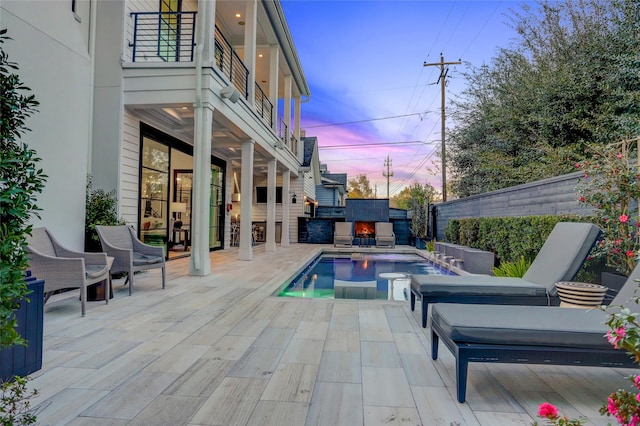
[2, 0, 319, 275]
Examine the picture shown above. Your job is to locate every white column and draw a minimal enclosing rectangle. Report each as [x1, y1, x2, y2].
[244, 0, 257, 106]
[294, 97, 302, 161]
[189, 103, 213, 276]
[189, 0, 216, 276]
[239, 139, 255, 260]
[266, 159, 277, 252]
[281, 170, 290, 247]
[269, 45, 279, 131]
[284, 75, 292, 146]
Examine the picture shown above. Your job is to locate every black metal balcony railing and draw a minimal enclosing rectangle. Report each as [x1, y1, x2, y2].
[129, 12, 284, 139]
[277, 118, 288, 145]
[214, 26, 249, 100]
[290, 134, 298, 156]
[130, 12, 197, 62]
[255, 83, 274, 127]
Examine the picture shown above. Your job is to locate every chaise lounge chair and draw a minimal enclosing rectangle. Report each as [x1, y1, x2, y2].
[430, 262, 640, 403]
[375, 222, 396, 248]
[410, 222, 601, 327]
[334, 222, 354, 247]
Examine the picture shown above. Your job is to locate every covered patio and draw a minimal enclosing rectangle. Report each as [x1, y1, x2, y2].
[29, 245, 632, 425]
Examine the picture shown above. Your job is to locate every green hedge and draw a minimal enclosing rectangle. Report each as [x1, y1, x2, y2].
[444, 215, 593, 265]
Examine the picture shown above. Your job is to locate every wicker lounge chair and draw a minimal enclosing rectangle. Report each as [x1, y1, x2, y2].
[96, 225, 166, 295]
[430, 262, 640, 403]
[375, 222, 395, 248]
[410, 222, 601, 327]
[334, 222, 353, 247]
[26, 227, 111, 317]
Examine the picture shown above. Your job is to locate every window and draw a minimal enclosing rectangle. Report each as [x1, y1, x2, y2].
[158, 0, 181, 61]
[256, 187, 283, 204]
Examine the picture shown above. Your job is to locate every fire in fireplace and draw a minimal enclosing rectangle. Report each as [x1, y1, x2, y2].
[355, 221, 376, 236]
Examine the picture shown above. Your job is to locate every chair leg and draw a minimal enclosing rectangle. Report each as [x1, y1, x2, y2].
[431, 330, 439, 360]
[162, 265, 166, 289]
[456, 351, 469, 403]
[80, 285, 87, 317]
[128, 272, 133, 296]
[421, 300, 429, 328]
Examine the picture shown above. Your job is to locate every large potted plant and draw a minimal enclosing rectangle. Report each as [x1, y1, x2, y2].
[0, 28, 47, 383]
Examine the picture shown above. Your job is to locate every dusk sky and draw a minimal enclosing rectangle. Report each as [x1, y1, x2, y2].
[281, 0, 531, 197]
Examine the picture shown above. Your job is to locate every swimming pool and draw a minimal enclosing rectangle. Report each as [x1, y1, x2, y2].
[275, 252, 454, 300]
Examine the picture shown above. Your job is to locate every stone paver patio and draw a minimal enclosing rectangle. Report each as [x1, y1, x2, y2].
[27, 244, 635, 425]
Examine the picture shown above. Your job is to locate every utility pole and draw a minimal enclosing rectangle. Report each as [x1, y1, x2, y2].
[383, 155, 393, 199]
[424, 54, 460, 202]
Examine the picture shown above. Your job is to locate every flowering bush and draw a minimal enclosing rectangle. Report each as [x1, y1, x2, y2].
[535, 296, 640, 425]
[576, 143, 640, 276]
[533, 402, 584, 425]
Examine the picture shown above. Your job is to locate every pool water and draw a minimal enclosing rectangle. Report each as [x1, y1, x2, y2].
[276, 252, 454, 300]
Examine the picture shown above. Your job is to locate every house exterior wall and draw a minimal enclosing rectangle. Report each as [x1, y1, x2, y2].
[2, 1, 93, 249]
[316, 186, 340, 206]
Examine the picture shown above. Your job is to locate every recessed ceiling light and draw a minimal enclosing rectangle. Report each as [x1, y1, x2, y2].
[181, 106, 188, 110]
[238, 21, 245, 26]
[258, 54, 263, 58]
[235, 13, 241, 18]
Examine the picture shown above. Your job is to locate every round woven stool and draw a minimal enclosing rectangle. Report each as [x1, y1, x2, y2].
[555, 281, 608, 308]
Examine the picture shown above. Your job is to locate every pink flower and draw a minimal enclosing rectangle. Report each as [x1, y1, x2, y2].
[538, 402, 559, 419]
[628, 250, 635, 258]
[578, 196, 586, 202]
[620, 214, 629, 223]
[607, 327, 627, 349]
[608, 396, 618, 415]
[617, 153, 623, 159]
[575, 162, 581, 168]
[616, 239, 623, 245]
[634, 375, 640, 389]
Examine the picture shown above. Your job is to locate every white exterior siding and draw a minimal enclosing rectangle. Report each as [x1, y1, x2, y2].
[120, 113, 142, 227]
[2, 1, 93, 250]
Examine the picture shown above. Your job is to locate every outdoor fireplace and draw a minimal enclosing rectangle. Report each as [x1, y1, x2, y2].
[355, 221, 376, 237]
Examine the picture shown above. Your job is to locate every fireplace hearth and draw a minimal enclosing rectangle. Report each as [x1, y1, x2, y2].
[355, 221, 375, 237]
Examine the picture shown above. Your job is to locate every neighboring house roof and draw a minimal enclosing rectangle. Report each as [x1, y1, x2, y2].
[322, 173, 347, 187]
[321, 176, 346, 194]
[301, 137, 321, 185]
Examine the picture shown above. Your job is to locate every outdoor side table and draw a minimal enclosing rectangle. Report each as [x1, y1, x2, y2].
[358, 233, 372, 248]
[380, 272, 410, 300]
[555, 281, 608, 308]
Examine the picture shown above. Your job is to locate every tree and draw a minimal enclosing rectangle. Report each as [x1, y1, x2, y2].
[391, 182, 437, 210]
[448, 0, 640, 197]
[347, 174, 374, 198]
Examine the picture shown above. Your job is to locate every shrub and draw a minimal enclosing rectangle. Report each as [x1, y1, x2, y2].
[0, 29, 46, 348]
[493, 256, 532, 278]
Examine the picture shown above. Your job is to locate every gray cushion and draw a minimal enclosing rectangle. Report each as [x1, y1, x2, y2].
[431, 303, 611, 349]
[523, 222, 601, 293]
[85, 265, 109, 279]
[133, 252, 163, 265]
[411, 275, 548, 297]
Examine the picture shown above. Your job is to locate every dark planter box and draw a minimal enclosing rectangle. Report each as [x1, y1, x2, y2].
[601, 271, 629, 304]
[0, 278, 44, 381]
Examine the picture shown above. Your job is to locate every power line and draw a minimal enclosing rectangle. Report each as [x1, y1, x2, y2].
[319, 140, 433, 150]
[306, 112, 427, 129]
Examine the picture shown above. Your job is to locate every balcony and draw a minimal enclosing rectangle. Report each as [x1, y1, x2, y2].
[130, 12, 274, 129]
